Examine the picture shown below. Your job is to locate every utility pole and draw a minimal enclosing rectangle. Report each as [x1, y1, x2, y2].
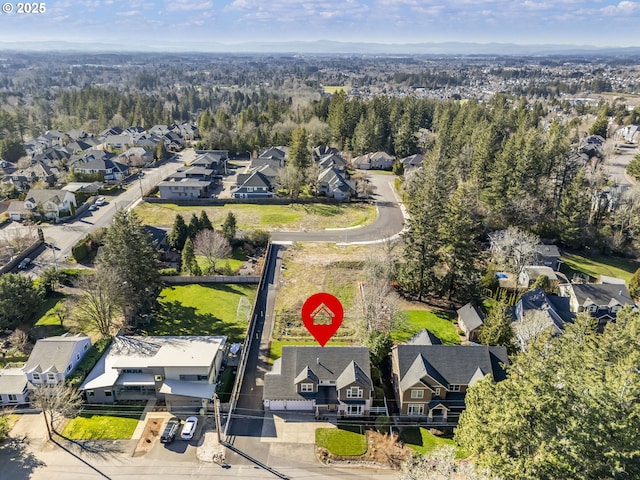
[213, 393, 222, 443]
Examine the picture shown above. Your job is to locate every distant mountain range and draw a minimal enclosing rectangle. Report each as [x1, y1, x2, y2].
[1, 40, 639, 56]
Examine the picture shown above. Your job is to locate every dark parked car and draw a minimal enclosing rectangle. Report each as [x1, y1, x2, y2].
[18, 258, 32, 270]
[160, 417, 181, 443]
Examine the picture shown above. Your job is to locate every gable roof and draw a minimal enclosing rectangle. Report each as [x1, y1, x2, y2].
[0, 368, 28, 395]
[456, 303, 485, 331]
[263, 346, 371, 401]
[259, 146, 287, 161]
[534, 244, 561, 258]
[394, 345, 509, 392]
[569, 283, 634, 308]
[76, 157, 129, 173]
[23, 333, 90, 375]
[24, 188, 70, 206]
[401, 153, 424, 167]
[407, 329, 442, 345]
[235, 170, 272, 189]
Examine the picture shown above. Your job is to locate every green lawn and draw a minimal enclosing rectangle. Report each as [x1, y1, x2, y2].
[35, 296, 66, 327]
[400, 427, 469, 458]
[268, 340, 352, 364]
[560, 253, 639, 284]
[316, 427, 367, 456]
[134, 202, 376, 231]
[195, 248, 248, 274]
[61, 414, 139, 440]
[392, 310, 460, 344]
[323, 85, 346, 94]
[144, 284, 257, 342]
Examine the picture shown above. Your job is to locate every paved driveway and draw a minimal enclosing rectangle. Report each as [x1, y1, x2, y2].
[260, 412, 336, 444]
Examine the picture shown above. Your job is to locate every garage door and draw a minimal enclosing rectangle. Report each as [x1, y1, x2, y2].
[283, 400, 314, 411]
[266, 400, 285, 410]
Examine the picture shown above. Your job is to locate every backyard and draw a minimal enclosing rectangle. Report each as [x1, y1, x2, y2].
[560, 252, 639, 284]
[144, 283, 257, 342]
[391, 309, 460, 345]
[133, 202, 376, 231]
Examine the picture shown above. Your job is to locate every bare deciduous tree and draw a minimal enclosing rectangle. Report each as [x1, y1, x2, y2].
[193, 229, 232, 274]
[489, 227, 540, 274]
[8, 328, 29, 354]
[33, 382, 83, 440]
[75, 269, 123, 336]
[512, 309, 558, 352]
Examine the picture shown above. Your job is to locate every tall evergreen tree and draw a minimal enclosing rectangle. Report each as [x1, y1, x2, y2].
[222, 212, 237, 241]
[478, 300, 517, 355]
[187, 213, 201, 239]
[438, 182, 482, 302]
[556, 170, 591, 248]
[198, 210, 213, 231]
[289, 126, 310, 171]
[456, 308, 640, 480]
[168, 213, 189, 251]
[96, 210, 160, 317]
[181, 237, 200, 276]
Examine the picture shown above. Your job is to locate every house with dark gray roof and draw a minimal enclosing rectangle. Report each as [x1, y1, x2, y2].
[407, 329, 442, 346]
[23, 333, 91, 386]
[456, 303, 485, 342]
[513, 287, 573, 348]
[391, 344, 508, 422]
[232, 170, 274, 199]
[263, 346, 373, 416]
[318, 167, 356, 200]
[533, 244, 562, 270]
[558, 281, 635, 328]
[400, 153, 423, 173]
[74, 157, 130, 182]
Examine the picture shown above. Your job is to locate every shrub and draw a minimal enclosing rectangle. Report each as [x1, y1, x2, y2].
[158, 268, 179, 276]
[375, 415, 391, 434]
[66, 337, 112, 389]
[243, 230, 270, 249]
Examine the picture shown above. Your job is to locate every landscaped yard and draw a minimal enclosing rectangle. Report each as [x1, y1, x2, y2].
[392, 310, 460, 344]
[560, 252, 639, 284]
[134, 202, 376, 231]
[61, 414, 139, 440]
[400, 427, 469, 459]
[316, 427, 367, 456]
[144, 284, 257, 342]
[195, 247, 248, 274]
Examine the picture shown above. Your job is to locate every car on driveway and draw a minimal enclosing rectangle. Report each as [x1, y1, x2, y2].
[180, 416, 198, 440]
[160, 417, 181, 444]
[18, 258, 32, 270]
[88, 204, 99, 211]
[95, 196, 106, 206]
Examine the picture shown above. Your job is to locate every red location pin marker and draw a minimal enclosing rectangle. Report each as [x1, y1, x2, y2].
[301, 292, 344, 347]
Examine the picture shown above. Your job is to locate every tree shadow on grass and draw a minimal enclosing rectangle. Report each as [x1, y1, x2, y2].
[147, 300, 245, 341]
[0, 436, 46, 480]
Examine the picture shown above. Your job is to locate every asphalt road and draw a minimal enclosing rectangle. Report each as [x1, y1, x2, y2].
[603, 140, 638, 187]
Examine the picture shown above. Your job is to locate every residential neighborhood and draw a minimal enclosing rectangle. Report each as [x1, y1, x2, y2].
[0, 48, 639, 480]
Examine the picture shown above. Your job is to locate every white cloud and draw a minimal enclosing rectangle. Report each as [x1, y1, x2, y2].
[601, 0, 639, 14]
[116, 10, 140, 16]
[165, 0, 213, 12]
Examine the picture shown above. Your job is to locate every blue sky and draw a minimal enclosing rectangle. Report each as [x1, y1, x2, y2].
[0, 0, 638, 49]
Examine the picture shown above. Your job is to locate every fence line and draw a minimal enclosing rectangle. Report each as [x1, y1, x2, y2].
[160, 275, 259, 284]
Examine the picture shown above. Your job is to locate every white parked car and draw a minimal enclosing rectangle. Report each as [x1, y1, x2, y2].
[95, 196, 106, 206]
[180, 416, 198, 440]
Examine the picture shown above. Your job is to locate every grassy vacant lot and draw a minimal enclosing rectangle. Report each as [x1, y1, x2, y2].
[400, 427, 468, 458]
[144, 284, 256, 342]
[392, 310, 460, 344]
[268, 340, 352, 364]
[316, 427, 367, 456]
[273, 243, 376, 344]
[196, 248, 248, 274]
[134, 202, 375, 231]
[561, 252, 639, 284]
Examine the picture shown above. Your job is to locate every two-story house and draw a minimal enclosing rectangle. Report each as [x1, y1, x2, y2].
[80, 336, 227, 412]
[23, 188, 77, 221]
[74, 157, 130, 182]
[232, 170, 275, 199]
[23, 333, 92, 386]
[558, 282, 635, 329]
[158, 178, 213, 199]
[317, 167, 356, 200]
[263, 346, 373, 416]
[391, 345, 508, 423]
[0, 368, 31, 406]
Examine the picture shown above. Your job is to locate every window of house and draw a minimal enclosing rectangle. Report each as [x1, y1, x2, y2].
[87, 391, 95, 397]
[197, 375, 208, 381]
[300, 383, 314, 393]
[32, 373, 40, 381]
[346, 386, 363, 398]
[104, 391, 112, 397]
[66, 364, 72, 372]
[589, 305, 598, 313]
[84, 344, 88, 351]
[122, 369, 143, 374]
[8, 394, 18, 402]
[407, 404, 424, 416]
[448, 384, 461, 392]
[76, 353, 81, 361]
[434, 388, 441, 396]
[410, 389, 424, 399]
[47, 374, 56, 382]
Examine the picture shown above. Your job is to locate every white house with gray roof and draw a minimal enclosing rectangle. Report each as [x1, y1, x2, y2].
[23, 188, 77, 221]
[80, 336, 226, 412]
[23, 333, 91, 386]
[263, 346, 373, 416]
[0, 368, 31, 406]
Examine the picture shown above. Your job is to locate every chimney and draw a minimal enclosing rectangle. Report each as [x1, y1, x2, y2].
[316, 357, 320, 365]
